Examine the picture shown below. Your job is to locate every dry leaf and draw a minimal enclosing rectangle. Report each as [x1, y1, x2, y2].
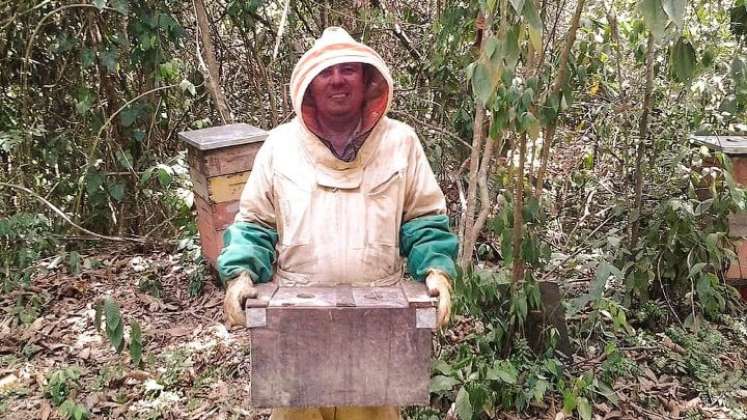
[662, 336, 686, 354]
[39, 400, 51, 420]
[0, 374, 18, 390]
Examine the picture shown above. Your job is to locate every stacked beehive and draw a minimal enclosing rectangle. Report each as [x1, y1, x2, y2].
[178, 123, 267, 266]
[691, 135, 747, 299]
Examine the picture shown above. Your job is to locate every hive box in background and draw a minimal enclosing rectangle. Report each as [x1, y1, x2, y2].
[178, 124, 267, 266]
[246, 282, 436, 408]
[691, 135, 747, 299]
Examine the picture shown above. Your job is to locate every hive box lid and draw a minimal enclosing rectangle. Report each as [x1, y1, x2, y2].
[178, 123, 267, 151]
[691, 135, 747, 155]
[267, 286, 410, 308]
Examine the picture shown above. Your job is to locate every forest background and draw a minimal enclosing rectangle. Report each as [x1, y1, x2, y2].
[2, 0, 747, 419]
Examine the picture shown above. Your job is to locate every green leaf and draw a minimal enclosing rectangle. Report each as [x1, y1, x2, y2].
[59, 400, 74, 415]
[75, 88, 94, 115]
[688, 262, 707, 279]
[483, 36, 500, 60]
[430, 375, 460, 392]
[471, 62, 496, 106]
[670, 37, 697, 82]
[85, 171, 104, 195]
[523, 112, 540, 139]
[563, 390, 578, 413]
[180, 79, 196, 96]
[504, 25, 520, 69]
[73, 404, 88, 420]
[639, 0, 668, 39]
[133, 130, 146, 142]
[100, 48, 118, 73]
[157, 167, 173, 188]
[661, 0, 686, 28]
[104, 298, 124, 353]
[119, 106, 139, 127]
[455, 386, 473, 420]
[523, 0, 543, 50]
[509, 0, 526, 14]
[67, 251, 81, 276]
[93, 0, 107, 10]
[487, 360, 518, 384]
[129, 320, 143, 367]
[732, 5, 747, 39]
[111, 0, 129, 14]
[109, 182, 125, 202]
[115, 150, 134, 170]
[577, 397, 592, 420]
[533, 379, 549, 402]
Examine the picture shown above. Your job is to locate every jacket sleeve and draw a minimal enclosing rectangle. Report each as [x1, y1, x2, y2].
[399, 131, 458, 281]
[216, 140, 278, 285]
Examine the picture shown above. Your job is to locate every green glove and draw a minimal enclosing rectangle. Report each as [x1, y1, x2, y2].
[400, 214, 458, 282]
[217, 221, 278, 285]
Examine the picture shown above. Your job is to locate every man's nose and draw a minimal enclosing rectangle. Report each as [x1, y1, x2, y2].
[330, 68, 345, 86]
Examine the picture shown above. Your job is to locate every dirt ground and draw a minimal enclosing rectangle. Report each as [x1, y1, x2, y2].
[1, 244, 746, 419]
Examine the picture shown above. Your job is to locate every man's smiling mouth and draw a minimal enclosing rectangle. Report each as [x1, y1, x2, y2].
[330, 93, 348, 99]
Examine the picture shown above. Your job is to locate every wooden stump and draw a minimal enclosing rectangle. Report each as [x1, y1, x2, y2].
[527, 281, 572, 355]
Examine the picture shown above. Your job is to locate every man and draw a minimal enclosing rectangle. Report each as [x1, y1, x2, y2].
[217, 27, 458, 420]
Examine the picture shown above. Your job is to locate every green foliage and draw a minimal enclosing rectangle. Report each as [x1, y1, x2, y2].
[599, 342, 641, 383]
[104, 298, 125, 353]
[1, 0, 197, 241]
[639, 0, 669, 39]
[670, 37, 698, 82]
[435, 268, 580, 418]
[93, 298, 147, 366]
[0, 213, 55, 292]
[490, 193, 550, 270]
[137, 276, 163, 298]
[622, 149, 741, 320]
[177, 235, 207, 297]
[58, 399, 89, 420]
[46, 367, 82, 406]
[130, 321, 143, 367]
[655, 325, 747, 401]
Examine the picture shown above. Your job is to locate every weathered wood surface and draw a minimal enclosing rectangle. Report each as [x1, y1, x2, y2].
[195, 213, 224, 267]
[249, 283, 434, 408]
[251, 307, 432, 407]
[246, 282, 279, 308]
[729, 213, 747, 238]
[401, 281, 434, 307]
[194, 195, 239, 231]
[178, 123, 267, 151]
[187, 141, 262, 177]
[190, 169, 250, 204]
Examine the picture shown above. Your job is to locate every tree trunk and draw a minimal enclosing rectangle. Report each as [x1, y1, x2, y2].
[193, 0, 233, 124]
[630, 33, 656, 248]
[512, 133, 527, 285]
[533, 0, 586, 197]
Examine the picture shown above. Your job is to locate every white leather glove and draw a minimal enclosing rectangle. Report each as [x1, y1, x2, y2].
[223, 271, 257, 328]
[426, 271, 452, 329]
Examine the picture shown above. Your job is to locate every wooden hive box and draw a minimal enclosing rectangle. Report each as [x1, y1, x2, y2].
[691, 135, 747, 299]
[245, 282, 437, 408]
[178, 124, 267, 266]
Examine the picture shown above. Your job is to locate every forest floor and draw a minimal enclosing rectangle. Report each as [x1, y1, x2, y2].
[1, 244, 746, 419]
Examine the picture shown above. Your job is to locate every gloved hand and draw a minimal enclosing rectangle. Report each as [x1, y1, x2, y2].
[425, 271, 452, 329]
[223, 271, 257, 328]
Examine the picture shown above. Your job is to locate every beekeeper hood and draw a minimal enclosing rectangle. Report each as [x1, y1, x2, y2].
[290, 27, 394, 153]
